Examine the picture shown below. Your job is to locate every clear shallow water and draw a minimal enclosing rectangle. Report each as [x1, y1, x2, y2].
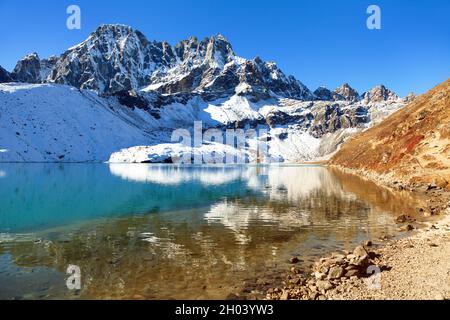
[0, 164, 424, 300]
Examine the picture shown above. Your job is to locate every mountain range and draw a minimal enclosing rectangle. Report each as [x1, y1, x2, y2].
[0, 24, 412, 163]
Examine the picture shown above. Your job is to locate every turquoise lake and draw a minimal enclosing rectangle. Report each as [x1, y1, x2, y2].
[0, 164, 423, 299]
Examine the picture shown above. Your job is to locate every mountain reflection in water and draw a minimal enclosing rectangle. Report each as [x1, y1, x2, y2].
[0, 164, 423, 300]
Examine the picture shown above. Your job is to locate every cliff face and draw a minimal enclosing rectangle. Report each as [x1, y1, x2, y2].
[331, 78, 450, 191]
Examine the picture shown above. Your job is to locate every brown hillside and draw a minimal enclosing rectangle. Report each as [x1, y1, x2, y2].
[330, 78, 450, 189]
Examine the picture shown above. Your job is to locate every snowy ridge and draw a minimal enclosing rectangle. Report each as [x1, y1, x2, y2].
[37, 24, 314, 101]
[0, 24, 411, 163]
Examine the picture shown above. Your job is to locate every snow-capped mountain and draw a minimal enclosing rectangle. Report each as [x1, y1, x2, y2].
[0, 24, 410, 163]
[44, 24, 313, 101]
[334, 83, 360, 102]
[313, 86, 334, 101]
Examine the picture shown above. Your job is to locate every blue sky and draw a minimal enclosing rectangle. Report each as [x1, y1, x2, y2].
[0, 0, 449, 96]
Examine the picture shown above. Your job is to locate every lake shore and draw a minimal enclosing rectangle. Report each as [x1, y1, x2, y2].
[264, 165, 450, 300]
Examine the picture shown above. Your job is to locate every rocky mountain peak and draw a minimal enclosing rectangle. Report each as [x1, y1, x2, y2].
[0, 65, 13, 83]
[334, 83, 360, 102]
[173, 34, 234, 68]
[204, 34, 234, 67]
[90, 24, 147, 47]
[95, 23, 134, 35]
[50, 24, 173, 93]
[24, 52, 40, 60]
[313, 86, 333, 101]
[11, 52, 42, 83]
[87, 24, 152, 52]
[362, 84, 399, 103]
[215, 33, 228, 41]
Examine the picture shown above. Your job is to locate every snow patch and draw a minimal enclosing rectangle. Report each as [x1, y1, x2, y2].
[0, 83, 154, 162]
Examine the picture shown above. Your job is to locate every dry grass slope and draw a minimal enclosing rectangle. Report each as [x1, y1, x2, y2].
[330, 78, 450, 189]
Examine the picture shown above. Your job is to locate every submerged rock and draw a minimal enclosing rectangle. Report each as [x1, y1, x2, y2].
[289, 256, 300, 264]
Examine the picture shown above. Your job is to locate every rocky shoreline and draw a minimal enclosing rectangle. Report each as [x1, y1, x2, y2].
[265, 242, 382, 300]
[264, 166, 450, 300]
[266, 215, 450, 300]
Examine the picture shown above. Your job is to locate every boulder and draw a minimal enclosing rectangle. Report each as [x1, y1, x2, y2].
[327, 266, 345, 279]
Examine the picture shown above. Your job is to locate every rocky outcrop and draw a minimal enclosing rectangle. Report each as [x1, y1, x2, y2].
[362, 84, 399, 104]
[10, 53, 57, 83]
[309, 103, 369, 137]
[0, 65, 12, 83]
[11, 53, 42, 83]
